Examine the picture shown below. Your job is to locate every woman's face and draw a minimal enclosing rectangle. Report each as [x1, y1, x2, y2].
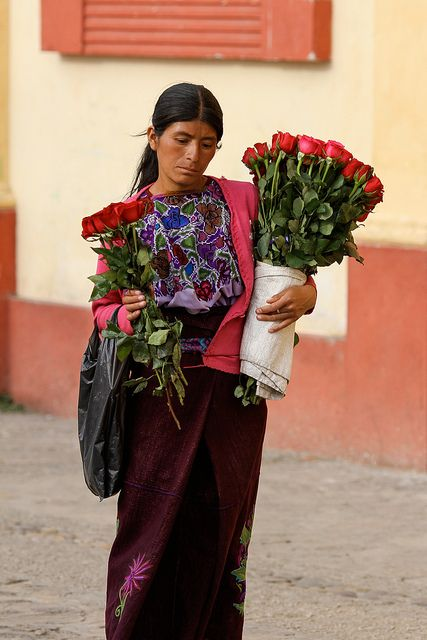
[148, 119, 218, 193]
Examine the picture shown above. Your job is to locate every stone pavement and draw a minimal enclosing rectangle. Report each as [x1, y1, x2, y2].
[1, 411, 427, 640]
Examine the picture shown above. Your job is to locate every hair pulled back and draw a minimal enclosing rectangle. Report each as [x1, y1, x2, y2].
[130, 82, 223, 194]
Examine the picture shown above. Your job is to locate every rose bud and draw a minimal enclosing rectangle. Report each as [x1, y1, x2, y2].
[324, 140, 346, 160]
[242, 146, 258, 168]
[341, 158, 364, 180]
[120, 201, 143, 224]
[364, 175, 384, 196]
[355, 164, 373, 183]
[272, 131, 298, 156]
[357, 211, 370, 222]
[298, 135, 324, 156]
[98, 202, 122, 230]
[81, 216, 98, 239]
[254, 142, 270, 158]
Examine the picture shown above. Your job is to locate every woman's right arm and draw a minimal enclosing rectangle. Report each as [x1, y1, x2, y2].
[91, 256, 146, 334]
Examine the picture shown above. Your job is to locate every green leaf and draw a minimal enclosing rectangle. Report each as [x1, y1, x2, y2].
[319, 221, 334, 236]
[317, 203, 334, 220]
[117, 339, 133, 361]
[331, 174, 345, 190]
[293, 332, 300, 348]
[198, 267, 211, 280]
[288, 219, 299, 233]
[181, 200, 195, 215]
[102, 328, 121, 339]
[234, 385, 244, 399]
[88, 274, 107, 285]
[274, 235, 286, 250]
[181, 236, 196, 250]
[171, 373, 185, 404]
[152, 319, 168, 328]
[286, 158, 297, 179]
[303, 188, 318, 205]
[338, 203, 359, 223]
[155, 234, 167, 250]
[100, 270, 118, 282]
[231, 566, 246, 582]
[132, 340, 150, 363]
[157, 337, 175, 358]
[256, 232, 271, 258]
[151, 356, 163, 370]
[266, 162, 276, 181]
[140, 264, 156, 288]
[257, 177, 267, 196]
[89, 283, 112, 301]
[133, 380, 149, 394]
[148, 329, 169, 346]
[137, 246, 150, 266]
[172, 343, 181, 370]
[315, 238, 331, 251]
[292, 197, 304, 218]
[285, 253, 306, 268]
[154, 200, 168, 214]
[240, 524, 251, 546]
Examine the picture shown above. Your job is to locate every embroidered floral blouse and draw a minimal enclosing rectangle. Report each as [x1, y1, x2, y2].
[137, 178, 243, 314]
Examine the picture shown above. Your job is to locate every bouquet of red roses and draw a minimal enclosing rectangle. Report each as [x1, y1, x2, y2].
[82, 199, 186, 428]
[236, 132, 383, 405]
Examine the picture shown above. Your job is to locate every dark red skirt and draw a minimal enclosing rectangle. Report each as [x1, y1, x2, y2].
[105, 308, 267, 640]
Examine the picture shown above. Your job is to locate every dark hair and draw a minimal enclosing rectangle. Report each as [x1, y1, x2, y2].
[130, 83, 223, 194]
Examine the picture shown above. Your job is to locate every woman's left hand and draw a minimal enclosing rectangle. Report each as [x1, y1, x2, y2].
[256, 284, 317, 334]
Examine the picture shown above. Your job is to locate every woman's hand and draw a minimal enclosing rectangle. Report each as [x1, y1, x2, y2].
[255, 284, 317, 334]
[122, 289, 147, 322]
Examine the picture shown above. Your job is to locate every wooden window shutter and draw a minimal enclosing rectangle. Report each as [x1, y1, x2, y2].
[41, 0, 332, 62]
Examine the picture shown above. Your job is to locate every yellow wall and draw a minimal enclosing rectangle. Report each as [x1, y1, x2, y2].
[9, 0, 398, 338]
[358, 0, 427, 247]
[0, 0, 13, 206]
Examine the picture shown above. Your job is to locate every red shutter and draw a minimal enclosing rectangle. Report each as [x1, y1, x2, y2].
[41, 0, 331, 62]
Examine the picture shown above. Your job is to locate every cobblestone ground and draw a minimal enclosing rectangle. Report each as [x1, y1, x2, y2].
[1, 412, 427, 639]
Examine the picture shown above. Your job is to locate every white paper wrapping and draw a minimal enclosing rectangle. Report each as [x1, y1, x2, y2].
[240, 262, 307, 400]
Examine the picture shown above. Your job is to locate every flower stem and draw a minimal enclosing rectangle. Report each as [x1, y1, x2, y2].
[155, 371, 181, 430]
[271, 151, 283, 213]
[254, 165, 266, 226]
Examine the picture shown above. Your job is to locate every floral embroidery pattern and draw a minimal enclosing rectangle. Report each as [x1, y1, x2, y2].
[115, 553, 152, 619]
[196, 201, 223, 234]
[231, 509, 254, 616]
[180, 337, 212, 353]
[137, 179, 243, 311]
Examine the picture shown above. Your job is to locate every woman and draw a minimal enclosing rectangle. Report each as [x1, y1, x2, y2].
[92, 83, 316, 640]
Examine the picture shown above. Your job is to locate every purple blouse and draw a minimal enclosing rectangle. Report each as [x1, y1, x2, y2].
[137, 179, 243, 314]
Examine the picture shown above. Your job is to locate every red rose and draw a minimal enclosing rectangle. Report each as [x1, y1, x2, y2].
[254, 142, 269, 158]
[364, 175, 384, 196]
[81, 216, 98, 239]
[242, 147, 258, 168]
[271, 131, 298, 156]
[194, 280, 213, 302]
[341, 158, 364, 180]
[99, 203, 121, 229]
[355, 164, 373, 183]
[81, 202, 123, 238]
[119, 201, 143, 224]
[357, 211, 370, 222]
[298, 135, 324, 156]
[323, 140, 353, 165]
[323, 140, 344, 158]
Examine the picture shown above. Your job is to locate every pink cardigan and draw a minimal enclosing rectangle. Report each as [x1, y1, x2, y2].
[92, 177, 316, 375]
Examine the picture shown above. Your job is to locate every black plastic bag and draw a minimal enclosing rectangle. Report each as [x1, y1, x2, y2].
[78, 310, 131, 500]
